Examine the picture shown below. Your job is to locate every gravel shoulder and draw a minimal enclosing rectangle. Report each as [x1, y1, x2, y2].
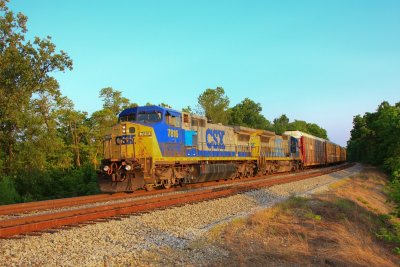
[0, 164, 362, 267]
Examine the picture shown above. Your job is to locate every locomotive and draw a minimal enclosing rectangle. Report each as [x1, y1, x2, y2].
[99, 105, 346, 192]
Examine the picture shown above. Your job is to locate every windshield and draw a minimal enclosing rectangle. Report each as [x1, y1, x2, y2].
[119, 113, 136, 122]
[137, 111, 162, 123]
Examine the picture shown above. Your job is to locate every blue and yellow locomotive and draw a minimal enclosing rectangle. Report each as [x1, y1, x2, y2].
[99, 105, 306, 192]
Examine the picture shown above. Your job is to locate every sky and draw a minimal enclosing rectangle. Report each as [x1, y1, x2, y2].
[9, 0, 400, 146]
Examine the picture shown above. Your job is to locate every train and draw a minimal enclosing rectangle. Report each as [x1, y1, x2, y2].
[99, 105, 346, 192]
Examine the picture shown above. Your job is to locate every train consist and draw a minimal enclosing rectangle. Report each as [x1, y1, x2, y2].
[99, 105, 346, 192]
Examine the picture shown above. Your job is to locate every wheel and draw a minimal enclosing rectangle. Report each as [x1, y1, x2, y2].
[144, 184, 155, 191]
[162, 179, 174, 189]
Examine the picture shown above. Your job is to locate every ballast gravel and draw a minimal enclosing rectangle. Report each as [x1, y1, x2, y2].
[0, 164, 362, 267]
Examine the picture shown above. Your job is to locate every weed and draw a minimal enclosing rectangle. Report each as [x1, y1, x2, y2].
[334, 198, 356, 213]
[231, 217, 245, 226]
[376, 227, 398, 242]
[304, 211, 322, 221]
[208, 223, 228, 241]
[329, 178, 350, 189]
[378, 214, 392, 223]
[279, 196, 308, 211]
[356, 197, 368, 205]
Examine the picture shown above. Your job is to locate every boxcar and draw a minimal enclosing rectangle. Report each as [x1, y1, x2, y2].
[284, 131, 327, 167]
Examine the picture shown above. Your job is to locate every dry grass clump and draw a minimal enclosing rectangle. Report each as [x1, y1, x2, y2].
[209, 168, 400, 267]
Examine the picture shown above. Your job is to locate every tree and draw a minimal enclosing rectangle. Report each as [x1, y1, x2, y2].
[286, 120, 328, 139]
[197, 87, 230, 124]
[272, 114, 290, 134]
[99, 87, 131, 116]
[159, 102, 172, 108]
[182, 106, 193, 113]
[0, 0, 73, 174]
[57, 97, 90, 168]
[228, 98, 271, 129]
[347, 101, 400, 215]
[88, 88, 134, 168]
[347, 101, 400, 167]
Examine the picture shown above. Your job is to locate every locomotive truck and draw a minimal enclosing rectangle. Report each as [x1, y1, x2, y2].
[99, 105, 346, 192]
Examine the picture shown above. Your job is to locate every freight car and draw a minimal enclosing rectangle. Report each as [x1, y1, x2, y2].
[99, 105, 346, 192]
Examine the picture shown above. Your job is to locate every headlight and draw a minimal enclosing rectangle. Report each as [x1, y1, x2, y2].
[125, 165, 132, 171]
[103, 165, 110, 172]
[122, 124, 126, 134]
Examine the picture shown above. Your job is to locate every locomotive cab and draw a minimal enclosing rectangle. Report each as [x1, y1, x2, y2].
[100, 106, 169, 192]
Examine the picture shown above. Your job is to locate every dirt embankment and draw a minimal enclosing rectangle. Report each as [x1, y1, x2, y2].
[200, 166, 400, 267]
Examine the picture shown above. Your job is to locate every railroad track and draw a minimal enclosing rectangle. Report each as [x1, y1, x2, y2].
[0, 163, 352, 238]
[0, 165, 346, 217]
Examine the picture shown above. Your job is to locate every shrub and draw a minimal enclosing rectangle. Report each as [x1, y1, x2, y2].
[0, 176, 21, 205]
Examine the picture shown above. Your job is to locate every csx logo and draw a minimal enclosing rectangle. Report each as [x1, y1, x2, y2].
[115, 135, 134, 145]
[206, 129, 225, 149]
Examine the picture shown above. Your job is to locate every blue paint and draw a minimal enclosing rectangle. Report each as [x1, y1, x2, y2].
[118, 106, 251, 158]
[205, 129, 225, 149]
[118, 106, 185, 156]
[184, 130, 197, 146]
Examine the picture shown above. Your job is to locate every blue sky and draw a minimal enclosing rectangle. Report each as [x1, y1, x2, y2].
[10, 0, 400, 146]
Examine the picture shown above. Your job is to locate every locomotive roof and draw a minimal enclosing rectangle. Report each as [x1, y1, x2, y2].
[284, 130, 327, 142]
[119, 105, 181, 118]
[233, 126, 275, 137]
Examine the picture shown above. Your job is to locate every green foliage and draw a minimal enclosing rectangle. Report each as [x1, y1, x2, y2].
[0, 0, 72, 174]
[287, 120, 328, 139]
[0, 176, 21, 204]
[0, 1, 102, 204]
[182, 106, 192, 113]
[347, 101, 400, 166]
[272, 114, 289, 134]
[304, 211, 322, 221]
[347, 101, 400, 215]
[159, 102, 172, 108]
[387, 177, 400, 216]
[375, 220, 400, 254]
[197, 87, 230, 124]
[99, 87, 132, 116]
[279, 196, 308, 211]
[228, 98, 271, 130]
[272, 115, 328, 139]
[13, 164, 99, 201]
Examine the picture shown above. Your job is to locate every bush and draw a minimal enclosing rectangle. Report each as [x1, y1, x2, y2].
[387, 177, 400, 216]
[0, 176, 21, 205]
[11, 164, 100, 204]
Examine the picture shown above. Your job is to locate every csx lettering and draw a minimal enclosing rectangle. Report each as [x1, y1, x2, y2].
[206, 129, 225, 149]
[168, 129, 179, 138]
[116, 135, 134, 145]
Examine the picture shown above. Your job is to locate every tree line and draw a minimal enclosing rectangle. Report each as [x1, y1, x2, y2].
[195, 87, 328, 139]
[0, 1, 328, 204]
[347, 101, 400, 215]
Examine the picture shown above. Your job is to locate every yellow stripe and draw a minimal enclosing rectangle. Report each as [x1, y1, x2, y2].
[154, 157, 256, 162]
[153, 157, 300, 162]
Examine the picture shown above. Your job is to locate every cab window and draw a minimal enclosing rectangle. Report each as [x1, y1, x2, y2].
[119, 114, 136, 122]
[137, 111, 162, 123]
[166, 113, 181, 128]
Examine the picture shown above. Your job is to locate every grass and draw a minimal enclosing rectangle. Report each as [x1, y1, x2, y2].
[205, 167, 400, 266]
[356, 196, 369, 205]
